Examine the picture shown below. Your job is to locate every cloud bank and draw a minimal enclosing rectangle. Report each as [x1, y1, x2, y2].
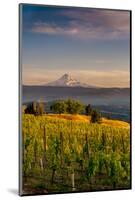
[30, 9, 130, 40]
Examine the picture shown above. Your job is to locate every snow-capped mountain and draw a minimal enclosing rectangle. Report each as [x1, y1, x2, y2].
[46, 73, 96, 88]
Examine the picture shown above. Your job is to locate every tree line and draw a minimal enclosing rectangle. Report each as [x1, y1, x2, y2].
[24, 98, 102, 123]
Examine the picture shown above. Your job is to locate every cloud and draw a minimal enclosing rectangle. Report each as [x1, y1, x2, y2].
[30, 9, 130, 40]
[32, 22, 78, 35]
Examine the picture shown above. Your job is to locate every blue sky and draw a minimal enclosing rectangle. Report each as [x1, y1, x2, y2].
[21, 4, 130, 87]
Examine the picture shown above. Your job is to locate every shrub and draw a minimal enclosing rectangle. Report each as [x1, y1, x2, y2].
[85, 104, 93, 115]
[91, 109, 102, 123]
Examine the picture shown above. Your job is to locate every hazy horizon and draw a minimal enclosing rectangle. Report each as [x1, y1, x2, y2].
[22, 71, 130, 88]
[21, 5, 130, 88]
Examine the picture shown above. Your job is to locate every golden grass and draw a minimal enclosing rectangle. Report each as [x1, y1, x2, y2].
[47, 114, 89, 122]
[102, 118, 130, 128]
[46, 114, 129, 129]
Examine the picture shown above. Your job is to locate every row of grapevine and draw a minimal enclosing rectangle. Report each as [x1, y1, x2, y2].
[22, 114, 130, 193]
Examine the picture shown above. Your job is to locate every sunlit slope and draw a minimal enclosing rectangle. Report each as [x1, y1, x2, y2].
[47, 114, 130, 129]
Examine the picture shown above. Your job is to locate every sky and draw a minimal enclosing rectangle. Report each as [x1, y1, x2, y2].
[21, 4, 130, 87]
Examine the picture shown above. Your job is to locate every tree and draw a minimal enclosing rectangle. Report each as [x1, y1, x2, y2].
[85, 104, 92, 115]
[91, 109, 102, 123]
[33, 102, 37, 114]
[50, 101, 67, 114]
[38, 100, 44, 115]
[25, 103, 35, 114]
[65, 98, 74, 114]
[65, 98, 84, 114]
[50, 99, 84, 114]
[24, 101, 45, 115]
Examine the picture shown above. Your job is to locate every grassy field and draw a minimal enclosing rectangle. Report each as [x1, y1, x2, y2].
[22, 113, 130, 195]
[46, 113, 130, 128]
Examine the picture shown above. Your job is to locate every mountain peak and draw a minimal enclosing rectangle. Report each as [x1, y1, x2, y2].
[61, 73, 70, 80]
[63, 73, 69, 78]
[60, 73, 74, 82]
[46, 73, 97, 88]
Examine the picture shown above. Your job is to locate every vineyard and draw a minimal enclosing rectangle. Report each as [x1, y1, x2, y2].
[22, 114, 130, 195]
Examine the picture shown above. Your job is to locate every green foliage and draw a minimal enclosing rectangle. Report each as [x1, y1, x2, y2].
[38, 101, 44, 115]
[24, 103, 35, 114]
[86, 157, 96, 180]
[91, 109, 102, 123]
[85, 104, 93, 115]
[50, 101, 67, 114]
[109, 153, 122, 188]
[22, 114, 130, 191]
[24, 101, 44, 115]
[65, 98, 84, 114]
[51, 98, 85, 114]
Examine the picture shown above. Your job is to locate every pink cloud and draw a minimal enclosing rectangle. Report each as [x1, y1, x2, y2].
[32, 22, 79, 35]
[31, 9, 130, 40]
